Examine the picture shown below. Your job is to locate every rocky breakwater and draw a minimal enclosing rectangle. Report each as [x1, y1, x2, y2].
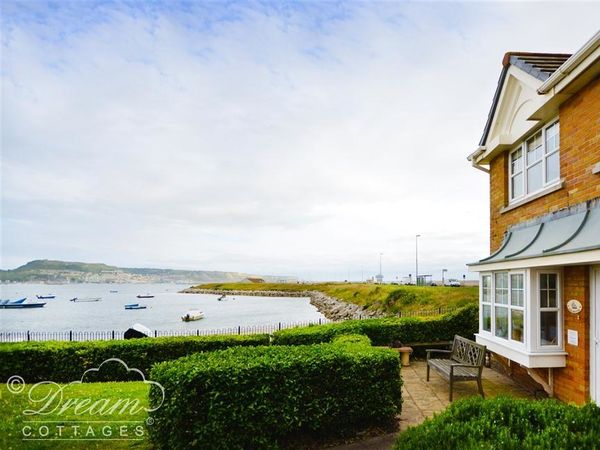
[179, 288, 385, 321]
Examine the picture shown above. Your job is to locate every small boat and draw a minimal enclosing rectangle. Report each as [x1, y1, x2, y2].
[182, 310, 204, 322]
[125, 303, 147, 310]
[70, 297, 102, 302]
[109, 290, 119, 293]
[36, 294, 56, 299]
[0, 298, 45, 309]
[136, 294, 154, 299]
[217, 294, 227, 301]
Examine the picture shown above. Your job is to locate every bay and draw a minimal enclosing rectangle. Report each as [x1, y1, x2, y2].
[0, 283, 324, 332]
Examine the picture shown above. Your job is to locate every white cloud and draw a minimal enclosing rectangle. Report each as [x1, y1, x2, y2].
[2, 1, 599, 280]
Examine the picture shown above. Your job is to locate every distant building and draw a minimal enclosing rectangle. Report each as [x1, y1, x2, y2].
[243, 277, 265, 283]
[375, 274, 383, 284]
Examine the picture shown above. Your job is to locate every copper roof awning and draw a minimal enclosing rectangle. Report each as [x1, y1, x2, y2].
[470, 204, 600, 266]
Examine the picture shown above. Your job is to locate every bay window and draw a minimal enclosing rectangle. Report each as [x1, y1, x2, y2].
[509, 121, 560, 202]
[479, 269, 562, 352]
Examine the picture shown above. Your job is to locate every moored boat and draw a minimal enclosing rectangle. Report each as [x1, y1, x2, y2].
[125, 303, 147, 310]
[217, 294, 227, 301]
[70, 297, 102, 302]
[36, 294, 56, 299]
[136, 294, 154, 299]
[182, 310, 204, 322]
[0, 298, 45, 309]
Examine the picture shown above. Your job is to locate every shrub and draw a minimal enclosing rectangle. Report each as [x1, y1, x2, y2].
[0, 334, 269, 383]
[394, 396, 600, 450]
[272, 304, 478, 346]
[148, 335, 402, 449]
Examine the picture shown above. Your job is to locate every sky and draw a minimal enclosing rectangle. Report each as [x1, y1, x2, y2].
[1, 1, 599, 281]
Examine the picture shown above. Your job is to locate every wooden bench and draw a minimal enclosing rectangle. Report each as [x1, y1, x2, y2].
[426, 335, 486, 401]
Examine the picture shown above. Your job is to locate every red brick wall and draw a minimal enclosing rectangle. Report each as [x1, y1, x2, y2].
[489, 75, 600, 252]
[553, 266, 590, 403]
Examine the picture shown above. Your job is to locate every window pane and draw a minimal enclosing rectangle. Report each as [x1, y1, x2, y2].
[495, 307, 508, 339]
[540, 290, 548, 308]
[512, 173, 524, 199]
[511, 149, 523, 173]
[482, 275, 491, 303]
[546, 151, 559, 183]
[540, 274, 548, 289]
[527, 162, 543, 193]
[540, 311, 558, 346]
[483, 305, 491, 332]
[495, 273, 508, 304]
[527, 131, 543, 164]
[545, 122, 559, 153]
[511, 274, 524, 307]
[547, 289, 557, 308]
[547, 274, 557, 289]
[511, 310, 524, 342]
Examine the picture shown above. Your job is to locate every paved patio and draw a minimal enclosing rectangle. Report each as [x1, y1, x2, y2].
[399, 359, 535, 430]
[331, 359, 536, 450]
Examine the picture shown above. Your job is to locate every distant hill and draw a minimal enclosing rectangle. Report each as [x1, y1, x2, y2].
[0, 259, 296, 284]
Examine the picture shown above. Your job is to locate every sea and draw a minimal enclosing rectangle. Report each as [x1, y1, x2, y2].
[0, 283, 324, 333]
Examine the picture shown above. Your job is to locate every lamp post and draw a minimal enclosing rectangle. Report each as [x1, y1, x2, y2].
[415, 235, 421, 286]
[442, 268, 448, 286]
[378, 253, 383, 284]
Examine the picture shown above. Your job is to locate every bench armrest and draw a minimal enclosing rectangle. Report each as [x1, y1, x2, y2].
[426, 349, 452, 361]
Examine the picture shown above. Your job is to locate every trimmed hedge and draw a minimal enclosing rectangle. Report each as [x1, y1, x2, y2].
[272, 304, 478, 346]
[149, 334, 402, 449]
[394, 396, 600, 450]
[0, 334, 269, 383]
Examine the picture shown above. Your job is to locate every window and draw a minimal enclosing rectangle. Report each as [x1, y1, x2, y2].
[509, 121, 560, 201]
[480, 271, 525, 344]
[540, 273, 559, 346]
[482, 275, 491, 332]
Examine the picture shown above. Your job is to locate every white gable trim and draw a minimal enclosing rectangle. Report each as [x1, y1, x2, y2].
[477, 66, 547, 164]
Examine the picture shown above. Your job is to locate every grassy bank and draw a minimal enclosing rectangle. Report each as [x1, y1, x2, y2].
[194, 282, 478, 315]
[0, 381, 150, 449]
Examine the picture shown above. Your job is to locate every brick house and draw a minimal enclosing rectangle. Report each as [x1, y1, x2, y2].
[467, 31, 600, 404]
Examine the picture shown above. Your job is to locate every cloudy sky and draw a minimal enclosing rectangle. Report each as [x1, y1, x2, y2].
[1, 1, 599, 281]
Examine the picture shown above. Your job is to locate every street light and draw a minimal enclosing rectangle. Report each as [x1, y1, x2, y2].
[415, 235, 421, 286]
[378, 253, 384, 284]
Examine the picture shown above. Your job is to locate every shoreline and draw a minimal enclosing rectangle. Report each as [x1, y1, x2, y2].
[180, 287, 385, 321]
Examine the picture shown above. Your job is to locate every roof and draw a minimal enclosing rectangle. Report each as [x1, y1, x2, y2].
[478, 52, 571, 147]
[471, 201, 600, 266]
[505, 53, 572, 81]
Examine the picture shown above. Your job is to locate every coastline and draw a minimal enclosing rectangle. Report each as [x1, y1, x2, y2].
[180, 287, 385, 321]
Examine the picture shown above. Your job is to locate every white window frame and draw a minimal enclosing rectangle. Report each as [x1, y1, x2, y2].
[537, 271, 562, 350]
[479, 270, 527, 350]
[508, 120, 560, 203]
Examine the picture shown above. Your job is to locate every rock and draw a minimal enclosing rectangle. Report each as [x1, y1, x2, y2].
[179, 288, 385, 321]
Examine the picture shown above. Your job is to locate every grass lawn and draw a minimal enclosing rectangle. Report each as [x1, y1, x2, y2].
[195, 282, 478, 315]
[0, 381, 150, 449]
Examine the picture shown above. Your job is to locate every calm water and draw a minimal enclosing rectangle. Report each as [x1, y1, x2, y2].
[0, 283, 323, 332]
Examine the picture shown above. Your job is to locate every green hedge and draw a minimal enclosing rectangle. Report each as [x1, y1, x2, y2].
[272, 304, 478, 346]
[0, 334, 269, 383]
[149, 334, 402, 449]
[394, 396, 600, 450]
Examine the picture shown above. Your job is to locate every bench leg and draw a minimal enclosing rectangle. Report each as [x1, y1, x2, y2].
[477, 377, 484, 398]
[426, 364, 430, 382]
[449, 377, 453, 402]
